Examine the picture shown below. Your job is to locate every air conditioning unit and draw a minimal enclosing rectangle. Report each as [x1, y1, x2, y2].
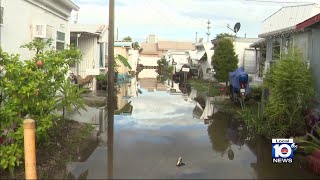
[34, 24, 53, 39]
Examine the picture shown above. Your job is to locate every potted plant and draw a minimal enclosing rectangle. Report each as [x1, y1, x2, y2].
[95, 74, 108, 90]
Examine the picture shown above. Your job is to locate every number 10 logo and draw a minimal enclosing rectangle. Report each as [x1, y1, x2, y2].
[273, 144, 293, 158]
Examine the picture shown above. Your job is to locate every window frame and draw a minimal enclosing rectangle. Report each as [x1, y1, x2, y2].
[56, 31, 66, 51]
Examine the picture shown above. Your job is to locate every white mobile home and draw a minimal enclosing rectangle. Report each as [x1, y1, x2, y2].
[0, 0, 79, 60]
[70, 24, 108, 90]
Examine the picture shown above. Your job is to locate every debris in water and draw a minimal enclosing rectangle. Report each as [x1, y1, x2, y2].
[228, 149, 234, 160]
[176, 156, 185, 167]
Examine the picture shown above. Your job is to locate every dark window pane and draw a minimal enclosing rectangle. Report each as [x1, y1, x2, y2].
[57, 31, 65, 42]
[56, 42, 65, 51]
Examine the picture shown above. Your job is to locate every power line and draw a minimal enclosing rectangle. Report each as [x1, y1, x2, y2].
[244, 0, 314, 4]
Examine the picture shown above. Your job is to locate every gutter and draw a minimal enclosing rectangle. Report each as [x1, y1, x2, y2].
[258, 26, 298, 38]
[63, 0, 80, 11]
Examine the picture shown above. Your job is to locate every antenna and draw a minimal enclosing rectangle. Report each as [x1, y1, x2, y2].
[206, 20, 211, 43]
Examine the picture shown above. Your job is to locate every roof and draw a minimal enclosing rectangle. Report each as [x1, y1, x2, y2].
[61, 0, 80, 11]
[259, 3, 320, 37]
[250, 38, 266, 48]
[114, 41, 133, 47]
[211, 37, 259, 45]
[234, 38, 260, 43]
[141, 43, 158, 55]
[296, 13, 320, 30]
[158, 41, 195, 51]
[192, 43, 214, 61]
[70, 24, 108, 36]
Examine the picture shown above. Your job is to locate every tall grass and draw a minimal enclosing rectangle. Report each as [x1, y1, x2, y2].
[263, 48, 314, 138]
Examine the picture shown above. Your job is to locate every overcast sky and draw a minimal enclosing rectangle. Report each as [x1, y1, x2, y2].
[72, 0, 319, 42]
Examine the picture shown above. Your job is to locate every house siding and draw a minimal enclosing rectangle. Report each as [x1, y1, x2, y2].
[293, 31, 310, 61]
[70, 36, 99, 90]
[0, 0, 73, 60]
[311, 29, 320, 98]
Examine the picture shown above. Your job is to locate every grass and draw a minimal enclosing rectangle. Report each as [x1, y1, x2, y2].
[188, 79, 225, 97]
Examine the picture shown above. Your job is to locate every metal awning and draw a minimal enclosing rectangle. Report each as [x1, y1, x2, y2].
[193, 49, 206, 61]
[250, 38, 266, 48]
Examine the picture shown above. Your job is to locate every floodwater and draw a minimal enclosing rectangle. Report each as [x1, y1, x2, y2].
[66, 78, 320, 179]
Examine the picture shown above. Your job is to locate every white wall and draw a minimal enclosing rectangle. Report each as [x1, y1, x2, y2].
[138, 56, 159, 78]
[0, 0, 73, 60]
[172, 53, 188, 72]
[128, 49, 139, 72]
[234, 41, 254, 68]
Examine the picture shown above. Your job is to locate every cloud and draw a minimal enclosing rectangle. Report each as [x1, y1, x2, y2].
[71, 0, 320, 41]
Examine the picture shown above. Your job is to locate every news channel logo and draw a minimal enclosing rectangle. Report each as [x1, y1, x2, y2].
[272, 139, 298, 163]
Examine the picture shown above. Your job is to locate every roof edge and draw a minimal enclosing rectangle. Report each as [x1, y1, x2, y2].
[258, 26, 296, 38]
[262, 3, 316, 23]
[296, 13, 320, 30]
[63, 0, 80, 11]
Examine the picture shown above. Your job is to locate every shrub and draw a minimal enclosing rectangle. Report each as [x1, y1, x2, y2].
[263, 48, 315, 138]
[250, 85, 262, 102]
[0, 38, 84, 173]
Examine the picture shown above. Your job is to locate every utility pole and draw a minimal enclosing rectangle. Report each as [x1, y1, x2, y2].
[107, 0, 115, 179]
[195, 32, 198, 43]
[107, 0, 115, 140]
[206, 20, 211, 43]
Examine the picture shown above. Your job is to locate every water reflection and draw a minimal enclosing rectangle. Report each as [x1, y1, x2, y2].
[208, 112, 251, 161]
[65, 76, 320, 179]
[107, 113, 114, 179]
[178, 82, 191, 95]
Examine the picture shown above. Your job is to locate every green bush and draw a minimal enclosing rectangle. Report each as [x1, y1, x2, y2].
[0, 38, 85, 173]
[299, 124, 320, 154]
[262, 48, 315, 138]
[250, 85, 262, 102]
[95, 74, 108, 81]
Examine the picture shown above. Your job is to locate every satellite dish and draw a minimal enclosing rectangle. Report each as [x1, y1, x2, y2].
[234, 22, 241, 33]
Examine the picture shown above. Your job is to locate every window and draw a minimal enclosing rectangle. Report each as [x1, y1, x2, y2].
[99, 43, 104, 68]
[56, 42, 64, 51]
[0, 6, 3, 25]
[272, 38, 281, 61]
[283, 36, 293, 54]
[56, 31, 65, 51]
[69, 37, 77, 67]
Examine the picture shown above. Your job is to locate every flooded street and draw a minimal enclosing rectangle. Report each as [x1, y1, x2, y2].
[67, 78, 319, 179]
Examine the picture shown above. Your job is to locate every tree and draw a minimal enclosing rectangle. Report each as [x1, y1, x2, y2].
[133, 41, 140, 50]
[216, 33, 235, 39]
[0, 38, 85, 173]
[122, 36, 132, 42]
[211, 38, 238, 85]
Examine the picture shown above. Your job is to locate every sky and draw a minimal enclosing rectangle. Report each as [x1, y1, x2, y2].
[71, 0, 319, 42]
